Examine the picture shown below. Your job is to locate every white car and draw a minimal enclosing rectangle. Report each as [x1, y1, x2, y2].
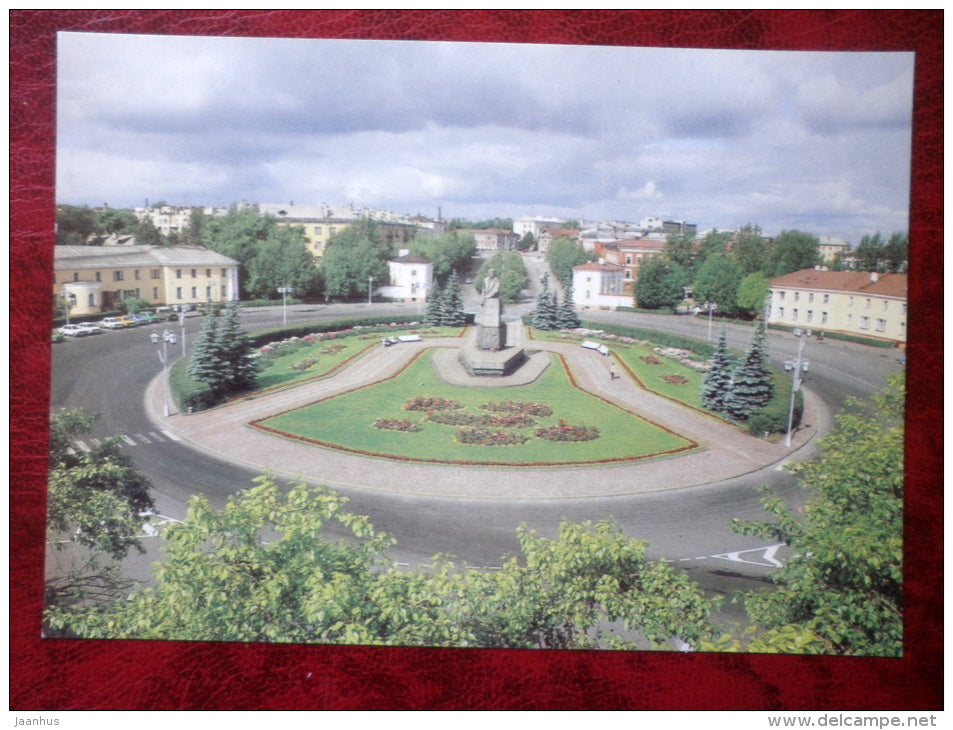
[58, 323, 88, 337]
[100, 317, 126, 330]
[76, 322, 102, 335]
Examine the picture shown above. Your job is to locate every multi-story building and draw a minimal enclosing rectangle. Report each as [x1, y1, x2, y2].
[54, 244, 240, 316]
[571, 261, 628, 310]
[258, 203, 418, 264]
[767, 268, 907, 344]
[818, 236, 851, 265]
[467, 228, 520, 253]
[514, 216, 565, 239]
[536, 227, 581, 256]
[598, 239, 669, 292]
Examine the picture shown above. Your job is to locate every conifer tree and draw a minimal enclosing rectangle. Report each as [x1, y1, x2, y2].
[187, 307, 225, 395]
[702, 329, 734, 414]
[532, 290, 559, 331]
[555, 287, 582, 330]
[442, 271, 467, 327]
[424, 281, 444, 327]
[729, 321, 774, 420]
[214, 301, 259, 395]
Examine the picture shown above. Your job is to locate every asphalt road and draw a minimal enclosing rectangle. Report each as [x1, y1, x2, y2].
[49, 259, 904, 626]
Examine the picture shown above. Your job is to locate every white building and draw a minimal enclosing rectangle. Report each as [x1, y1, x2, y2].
[571, 261, 629, 310]
[378, 252, 434, 303]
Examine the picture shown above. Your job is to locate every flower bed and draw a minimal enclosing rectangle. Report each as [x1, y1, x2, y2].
[290, 356, 320, 371]
[480, 400, 553, 417]
[404, 395, 464, 412]
[427, 411, 536, 428]
[535, 419, 600, 442]
[456, 428, 530, 446]
[660, 374, 690, 385]
[372, 418, 422, 432]
[641, 355, 662, 365]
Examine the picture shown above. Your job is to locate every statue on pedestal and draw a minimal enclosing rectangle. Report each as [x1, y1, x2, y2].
[475, 269, 506, 351]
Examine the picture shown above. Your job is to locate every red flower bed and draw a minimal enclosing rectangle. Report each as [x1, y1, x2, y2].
[535, 419, 600, 442]
[427, 411, 536, 428]
[641, 355, 662, 365]
[404, 395, 463, 412]
[660, 374, 689, 385]
[372, 418, 422, 432]
[480, 400, 553, 417]
[456, 428, 530, 446]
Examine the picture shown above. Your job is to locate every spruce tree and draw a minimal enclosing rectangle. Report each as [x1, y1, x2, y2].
[424, 281, 444, 327]
[532, 291, 559, 331]
[729, 321, 775, 419]
[187, 308, 225, 396]
[213, 302, 259, 395]
[442, 271, 467, 326]
[702, 329, 734, 415]
[555, 287, 581, 330]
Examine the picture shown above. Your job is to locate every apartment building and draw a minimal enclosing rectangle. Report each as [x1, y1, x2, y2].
[259, 203, 418, 263]
[54, 245, 240, 316]
[767, 268, 907, 344]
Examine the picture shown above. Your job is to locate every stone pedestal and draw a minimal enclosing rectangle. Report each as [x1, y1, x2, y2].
[458, 343, 526, 377]
[475, 297, 506, 351]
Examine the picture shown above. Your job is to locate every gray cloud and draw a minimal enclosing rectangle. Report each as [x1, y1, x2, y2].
[56, 33, 914, 244]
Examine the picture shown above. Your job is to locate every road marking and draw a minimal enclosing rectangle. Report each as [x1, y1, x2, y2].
[709, 543, 785, 568]
[120, 434, 137, 446]
[148, 431, 165, 442]
[161, 430, 181, 442]
[136, 433, 151, 444]
[74, 440, 91, 453]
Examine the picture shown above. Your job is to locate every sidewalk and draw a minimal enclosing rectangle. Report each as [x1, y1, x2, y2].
[146, 328, 825, 501]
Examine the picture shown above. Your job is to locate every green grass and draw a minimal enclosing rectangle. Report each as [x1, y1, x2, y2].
[254, 326, 464, 393]
[254, 349, 697, 466]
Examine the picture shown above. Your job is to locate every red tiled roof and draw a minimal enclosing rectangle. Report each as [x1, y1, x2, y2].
[574, 261, 623, 272]
[770, 269, 907, 298]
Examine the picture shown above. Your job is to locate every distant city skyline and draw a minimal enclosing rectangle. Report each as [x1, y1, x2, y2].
[56, 33, 914, 246]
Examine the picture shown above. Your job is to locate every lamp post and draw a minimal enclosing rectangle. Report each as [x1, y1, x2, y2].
[179, 310, 187, 357]
[278, 286, 293, 326]
[368, 275, 374, 305]
[62, 291, 76, 325]
[783, 328, 811, 447]
[703, 301, 718, 341]
[151, 331, 171, 417]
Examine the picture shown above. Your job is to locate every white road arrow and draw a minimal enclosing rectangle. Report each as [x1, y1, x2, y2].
[708, 543, 785, 568]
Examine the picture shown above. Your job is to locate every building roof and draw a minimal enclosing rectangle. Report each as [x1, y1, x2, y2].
[55, 245, 239, 269]
[770, 269, 907, 298]
[574, 261, 624, 273]
[390, 254, 431, 264]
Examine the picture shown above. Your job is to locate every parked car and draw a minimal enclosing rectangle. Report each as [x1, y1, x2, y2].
[58, 323, 88, 337]
[131, 312, 160, 325]
[117, 315, 139, 327]
[100, 317, 127, 330]
[76, 322, 102, 335]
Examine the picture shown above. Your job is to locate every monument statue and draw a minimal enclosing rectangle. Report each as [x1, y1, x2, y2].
[475, 268, 506, 351]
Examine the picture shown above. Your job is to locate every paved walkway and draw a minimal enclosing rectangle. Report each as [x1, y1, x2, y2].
[145, 323, 827, 500]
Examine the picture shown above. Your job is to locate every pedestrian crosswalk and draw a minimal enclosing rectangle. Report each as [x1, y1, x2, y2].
[71, 430, 181, 452]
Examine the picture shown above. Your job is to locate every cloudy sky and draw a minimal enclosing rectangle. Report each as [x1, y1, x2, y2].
[57, 32, 914, 245]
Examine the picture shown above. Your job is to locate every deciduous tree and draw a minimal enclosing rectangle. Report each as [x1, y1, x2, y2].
[731, 373, 905, 656]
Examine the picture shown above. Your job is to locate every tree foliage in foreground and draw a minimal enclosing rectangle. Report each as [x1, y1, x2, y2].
[47, 475, 720, 650]
[728, 373, 905, 656]
[46, 408, 155, 611]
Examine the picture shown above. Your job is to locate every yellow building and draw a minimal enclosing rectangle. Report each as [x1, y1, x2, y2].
[768, 268, 907, 344]
[54, 245, 240, 316]
[259, 203, 418, 263]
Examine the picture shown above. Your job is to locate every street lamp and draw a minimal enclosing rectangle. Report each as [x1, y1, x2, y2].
[703, 301, 718, 341]
[783, 328, 811, 447]
[151, 330, 171, 417]
[179, 310, 187, 357]
[368, 275, 374, 305]
[62, 291, 77, 325]
[278, 286, 294, 326]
